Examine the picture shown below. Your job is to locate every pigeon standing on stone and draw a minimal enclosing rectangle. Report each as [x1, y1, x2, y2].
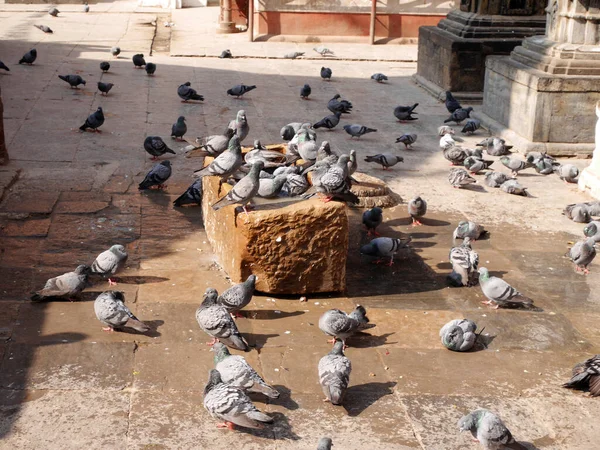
[194, 135, 244, 180]
[212, 342, 279, 398]
[584, 221, 600, 243]
[485, 171, 509, 188]
[444, 107, 473, 124]
[566, 237, 596, 274]
[132, 54, 146, 68]
[300, 84, 311, 99]
[499, 156, 532, 178]
[280, 122, 303, 141]
[394, 103, 418, 121]
[19, 49, 37, 65]
[458, 409, 527, 450]
[228, 110, 249, 143]
[562, 355, 600, 396]
[173, 179, 202, 207]
[282, 173, 309, 197]
[90, 244, 128, 285]
[79, 106, 104, 132]
[314, 46, 335, 56]
[319, 306, 375, 346]
[219, 49, 233, 58]
[328, 94, 353, 114]
[284, 51, 304, 59]
[363, 207, 383, 236]
[453, 221, 486, 241]
[444, 91, 461, 113]
[314, 112, 342, 131]
[302, 155, 358, 203]
[448, 168, 476, 188]
[212, 161, 264, 216]
[360, 236, 412, 266]
[171, 116, 187, 141]
[343, 124, 377, 138]
[31, 265, 91, 302]
[408, 196, 427, 226]
[396, 133, 417, 149]
[317, 438, 333, 450]
[193, 129, 235, 157]
[555, 164, 580, 183]
[217, 275, 256, 318]
[371, 73, 388, 83]
[478, 267, 533, 309]
[138, 160, 172, 190]
[320, 67, 332, 80]
[258, 174, 288, 198]
[111, 46, 121, 57]
[94, 291, 149, 333]
[59, 74, 86, 88]
[178, 82, 204, 102]
[100, 61, 110, 72]
[500, 179, 528, 196]
[144, 136, 176, 160]
[196, 288, 249, 350]
[34, 24, 53, 33]
[448, 238, 479, 287]
[461, 119, 481, 135]
[0, 61, 9, 71]
[145, 62, 156, 75]
[318, 339, 351, 405]
[227, 84, 256, 98]
[48, 7, 59, 17]
[97, 82, 114, 95]
[203, 369, 273, 430]
[440, 319, 479, 351]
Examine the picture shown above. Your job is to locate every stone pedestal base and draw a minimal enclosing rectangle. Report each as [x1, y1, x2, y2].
[579, 165, 600, 200]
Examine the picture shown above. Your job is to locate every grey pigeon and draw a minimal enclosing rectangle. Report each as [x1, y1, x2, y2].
[347, 149, 357, 175]
[97, 81, 113, 96]
[327, 95, 352, 114]
[171, 116, 187, 141]
[212, 342, 279, 398]
[563, 203, 591, 223]
[94, 291, 149, 333]
[444, 107, 473, 124]
[584, 221, 600, 243]
[302, 155, 358, 203]
[449, 168, 476, 188]
[313, 112, 342, 131]
[227, 84, 256, 98]
[196, 288, 249, 351]
[34, 24, 53, 33]
[479, 137, 512, 156]
[48, 7, 59, 16]
[587, 202, 600, 216]
[317, 437, 333, 450]
[458, 409, 527, 450]
[132, 54, 146, 68]
[453, 221, 486, 241]
[363, 207, 383, 236]
[145, 62, 156, 75]
[178, 82, 204, 102]
[99, 61, 110, 72]
[562, 355, 600, 397]
[445, 91, 461, 113]
[343, 124, 376, 138]
[440, 318, 478, 351]
[464, 156, 493, 174]
[284, 51, 304, 59]
[566, 237, 596, 274]
[219, 49, 233, 58]
[320, 67, 332, 80]
[371, 73, 388, 82]
[300, 84, 311, 99]
[144, 136, 176, 160]
[443, 146, 469, 166]
[59, 74, 86, 88]
[394, 103, 418, 121]
[319, 306, 375, 345]
[282, 173, 309, 197]
[396, 133, 417, 149]
[281, 122, 303, 141]
[79, 106, 104, 132]
[212, 161, 264, 216]
[532, 155, 558, 175]
[438, 125, 455, 136]
[499, 156, 532, 177]
[194, 128, 235, 157]
[258, 174, 288, 198]
[245, 146, 287, 169]
[111, 46, 121, 57]
[227, 110, 249, 143]
[173, 179, 202, 207]
[555, 163, 579, 183]
[318, 339, 351, 405]
[0, 61, 9, 71]
[408, 196, 427, 226]
[485, 171, 508, 188]
[218, 274, 256, 316]
[478, 267, 533, 309]
[31, 265, 90, 302]
[447, 238, 479, 287]
[462, 119, 481, 134]
[500, 179, 528, 196]
[203, 369, 272, 430]
[291, 129, 318, 163]
[360, 236, 412, 266]
[194, 135, 243, 179]
[138, 160, 172, 190]
[84, 2, 89, 12]
[91, 244, 128, 285]
[19, 49, 37, 65]
[314, 46, 335, 56]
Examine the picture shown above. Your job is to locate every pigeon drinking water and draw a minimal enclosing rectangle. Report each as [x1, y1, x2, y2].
[360, 237, 412, 266]
[59, 74, 86, 88]
[319, 306, 375, 346]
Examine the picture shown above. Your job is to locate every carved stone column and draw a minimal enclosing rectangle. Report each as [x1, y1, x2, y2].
[579, 102, 600, 199]
[415, 0, 547, 99]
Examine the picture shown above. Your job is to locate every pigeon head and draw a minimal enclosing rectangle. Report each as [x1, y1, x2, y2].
[160, 160, 171, 168]
[204, 369, 224, 395]
[584, 223, 598, 237]
[202, 288, 219, 307]
[457, 412, 477, 432]
[96, 107, 103, 113]
[177, 116, 185, 123]
[370, 207, 382, 218]
[75, 264, 91, 275]
[477, 267, 490, 280]
[184, 81, 191, 86]
[237, 110, 247, 122]
[109, 244, 127, 255]
[81, 80, 87, 85]
[30, 49, 37, 56]
[337, 155, 350, 166]
[211, 341, 231, 363]
[245, 274, 257, 285]
[332, 94, 340, 100]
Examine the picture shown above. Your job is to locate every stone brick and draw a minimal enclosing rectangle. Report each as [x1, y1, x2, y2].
[0, 218, 51, 237]
[0, 191, 59, 214]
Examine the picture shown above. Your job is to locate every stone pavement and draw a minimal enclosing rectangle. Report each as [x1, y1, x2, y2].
[0, 3, 599, 449]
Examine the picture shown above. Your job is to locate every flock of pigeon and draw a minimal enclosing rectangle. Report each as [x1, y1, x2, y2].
[9, 17, 600, 446]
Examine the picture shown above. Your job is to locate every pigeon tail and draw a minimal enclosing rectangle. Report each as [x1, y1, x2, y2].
[224, 333, 250, 352]
[328, 387, 345, 405]
[58, 75, 68, 83]
[246, 410, 274, 424]
[126, 317, 150, 333]
[504, 442, 528, 450]
[211, 194, 236, 211]
[30, 292, 46, 302]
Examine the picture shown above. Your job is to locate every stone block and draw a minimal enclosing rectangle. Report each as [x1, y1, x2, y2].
[0, 218, 51, 237]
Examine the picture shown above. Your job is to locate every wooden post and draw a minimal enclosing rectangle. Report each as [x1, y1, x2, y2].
[248, 0, 254, 42]
[369, 0, 377, 45]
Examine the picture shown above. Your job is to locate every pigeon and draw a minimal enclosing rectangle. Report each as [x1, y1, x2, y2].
[320, 67, 332, 80]
[138, 160, 172, 190]
[314, 46, 335, 56]
[464, 156, 493, 174]
[167, 116, 187, 142]
[84, 2, 89, 12]
[100, 61, 110, 72]
[282, 173, 309, 197]
[347, 149, 358, 176]
[173, 179, 202, 207]
[478, 267, 533, 309]
[303, 155, 358, 203]
[444, 91, 461, 113]
[448, 168, 476, 188]
[447, 238, 479, 287]
[318, 339, 351, 405]
[31, 265, 91, 302]
[111, 46, 121, 57]
[177, 82, 204, 102]
[284, 51, 304, 59]
[193, 128, 235, 157]
[587, 202, 600, 216]
[443, 146, 469, 166]
[300, 84, 311, 99]
[227, 84, 256, 98]
[563, 203, 591, 223]
[313, 112, 341, 130]
[217, 275, 256, 317]
[227, 110, 249, 143]
[212, 342, 279, 398]
[440, 319, 479, 351]
[566, 237, 596, 274]
[319, 306, 376, 345]
[458, 409, 527, 450]
[34, 24, 53, 33]
[195, 135, 244, 180]
[19, 49, 37, 65]
[212, 161, 264, 216]
[281, 122, 303, 141]
[453, 221, 486, 241]
[371, 73, 388, 83]
[408, 196, 427, 226]
[562, 355, 600, 396]
[144, 136, 176, 160]
[363, 207, 383, 236]
[203, 369, 272, 430]
[396, 133, 417, 149]
[48, 7, 59, 17]
[343, 124, 377, 138]
[584, 221, 600, 243]
[485, 171, 509, 188]
[196, 288, 249, 351]
[327, 94, 352, 114]
[317, 437, 333, 450]
[555, 164, 580, 183]
[132, 54, 146, 68]
[97, 81, 114, 96]
[394, 103, 418, 121]
[479, 137, 512, 156]
[531, 154, 558, 175]
[79, 106, 105, 132]
[462, 119, 481, 135]
[360, 236, 412, 266]
[0, 61, 9, 71]
[500, 179, 528, 196]
[258, 174, 288, 198]
[499, 156, 532, 177]
[59, 74, 86, 88]
[444, 107, 473, 124]
[219, 49, 233, 58]
[440, 134, 457, 151]
[94, 291, 149, 333]
[145, 62, 156, 75]
[438, 125, 455, 136]
[90, 244, 128, 285]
